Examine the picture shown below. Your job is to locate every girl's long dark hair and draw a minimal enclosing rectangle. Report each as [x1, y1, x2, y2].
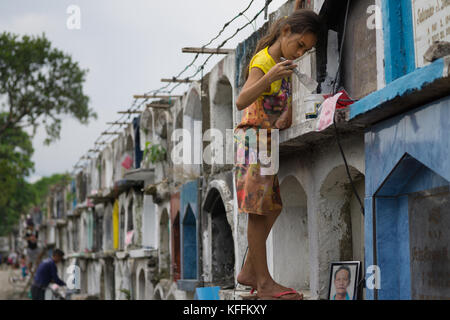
[244, 9, 322, 79]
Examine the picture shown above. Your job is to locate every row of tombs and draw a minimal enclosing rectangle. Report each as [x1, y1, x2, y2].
[18, 0, 369, 300]
[17, 0, 450, 300]
[23, 143, 365, 300]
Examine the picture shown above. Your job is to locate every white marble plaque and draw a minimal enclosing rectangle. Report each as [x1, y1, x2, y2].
[412, 0, 450, 67]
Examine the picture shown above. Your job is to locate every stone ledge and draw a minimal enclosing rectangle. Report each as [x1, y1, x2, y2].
[123, 168, 155, 182]
[55, 219, 67, 227]
[350, 56, 450, 125]
[279, 108, 362, 154]
[65, 252, 98, 259]
[115, 251, 129, 260]
[128, 248, 157, 258]
[177, 279, 198, 292]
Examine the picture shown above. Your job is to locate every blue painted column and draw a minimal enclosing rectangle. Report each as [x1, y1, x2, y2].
[381, 0, 415, 83]
[182, 205, 197, 279]
[180, 179, 200, 283]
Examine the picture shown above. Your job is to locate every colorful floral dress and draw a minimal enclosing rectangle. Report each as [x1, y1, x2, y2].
[234, 46, 292, 215]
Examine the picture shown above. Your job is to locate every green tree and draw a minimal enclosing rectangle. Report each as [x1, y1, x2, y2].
[0, 31, 96, 235]
[0, 117, 34, 235]
[31, 173, 71, 207]
[0, 32, 97, 144]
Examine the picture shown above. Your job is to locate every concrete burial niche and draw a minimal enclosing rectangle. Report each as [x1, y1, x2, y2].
[126, 195, 134, 245]
[142, 194, 157, 248]
[71, 217, 79, 252]
[159, 208, 170, 275]
[103, 202, 113, 251]
[172, 212, 181, 280]
[317, 165, 365, 298]
[123, 130, 134, 175]
[99, 266, 105, 299]
[87, 209, 94, 251]
[211, 67, 233, 135]
[409, 186, 450, 300]
[172, 110, 184, 182]
[71, 180, 77, 208]
[91, 157, 101, 192]
[363, 97, 450, 299]
[170, 192, 181, 281]
[103, 258, 115, 300]
[182, 204, 197, 280]
[119, 205, 125, 251]
[203, 187, 235, 287]
[182, 85, 202, 176]
[94, 205, 103, 251]
[154, 110, 171, 140]
[153, 286, 163, 300]
[130, 265, 137, 300]
[114, 261, 126, 300]
[272, 175, 310, 291]
[79, 259, 88, 294]
[76, 171, 87, 203]
[374, 153, 450, 300]
[100, 146, 113, 190]
[208, 55, 235, 174]
[178, 179, 200, 290]
[140, 108, 154, 146]
[136, 268, 146, 300]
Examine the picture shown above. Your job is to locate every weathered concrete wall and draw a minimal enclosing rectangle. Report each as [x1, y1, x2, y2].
[272, 132, 365, 299]
[142, 194, 157, 248]
[341, 0, 377, 100]
[182, 84, 203, 179]
[207, 53, 236, 175]
[157, 203, 171, 275]
[201, 175, 235, 286]
[114, 258, 132, 300]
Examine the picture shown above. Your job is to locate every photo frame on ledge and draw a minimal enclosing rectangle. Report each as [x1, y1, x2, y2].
[328, 261, 361, 300]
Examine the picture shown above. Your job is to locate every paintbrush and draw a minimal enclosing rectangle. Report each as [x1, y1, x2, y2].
[280, 57, 318, 93]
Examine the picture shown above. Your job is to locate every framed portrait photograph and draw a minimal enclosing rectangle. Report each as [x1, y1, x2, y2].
[328, 261, 361, 300]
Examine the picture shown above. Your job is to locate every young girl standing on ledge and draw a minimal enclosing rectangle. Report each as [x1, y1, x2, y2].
[234, 9, 322, 300]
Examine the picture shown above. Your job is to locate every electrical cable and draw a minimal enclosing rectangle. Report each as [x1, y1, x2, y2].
[330, 0, 365, 217]
[179, 0, 273, 83]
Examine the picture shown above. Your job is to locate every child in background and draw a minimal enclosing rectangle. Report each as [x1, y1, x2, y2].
[20, 254, 28, 278]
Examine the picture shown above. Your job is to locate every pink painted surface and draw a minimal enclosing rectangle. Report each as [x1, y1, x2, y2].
[125, 230, 134, 246]
[316, 92, 343, 131]
[121, 155, 133, 169]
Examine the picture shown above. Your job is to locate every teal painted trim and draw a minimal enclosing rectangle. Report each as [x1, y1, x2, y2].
[350, 58, 444, 119]
[401, 0, 415, 75]
[382, 0, 416, 83]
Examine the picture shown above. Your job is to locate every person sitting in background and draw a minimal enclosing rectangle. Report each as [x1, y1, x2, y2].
[31, 249, 66, 300]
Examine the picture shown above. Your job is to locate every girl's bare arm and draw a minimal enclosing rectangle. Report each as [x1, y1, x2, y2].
[236, 60, 296, 111]
[236, 68, 270, 111]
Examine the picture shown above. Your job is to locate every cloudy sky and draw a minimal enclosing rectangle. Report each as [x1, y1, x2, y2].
[0, 0, 289, 182]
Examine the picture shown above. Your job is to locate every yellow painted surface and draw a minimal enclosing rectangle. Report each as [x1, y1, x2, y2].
[113, 199, 119, 250]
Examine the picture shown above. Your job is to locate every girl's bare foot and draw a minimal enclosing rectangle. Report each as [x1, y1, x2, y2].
[237, 268, 257, 289]
[237, 254, 257, 290]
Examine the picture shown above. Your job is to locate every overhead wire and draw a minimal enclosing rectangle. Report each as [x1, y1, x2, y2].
[72, 0, 266, 173]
